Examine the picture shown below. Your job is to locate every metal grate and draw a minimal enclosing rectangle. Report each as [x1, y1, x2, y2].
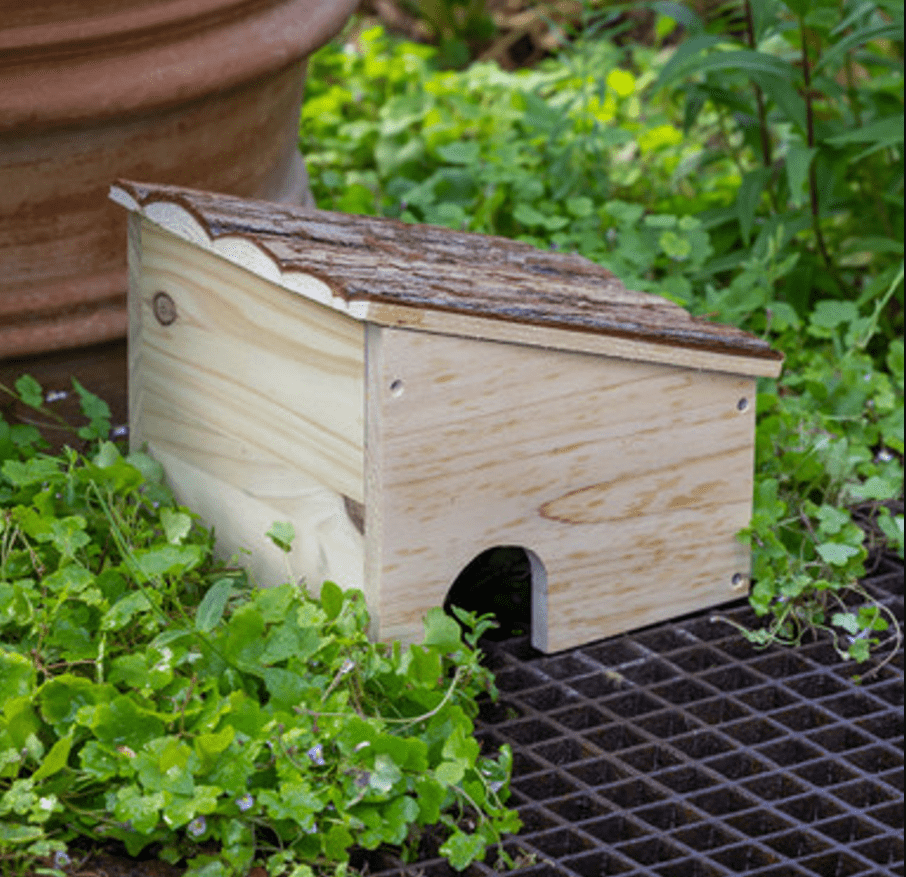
[363, 556, 904, 877]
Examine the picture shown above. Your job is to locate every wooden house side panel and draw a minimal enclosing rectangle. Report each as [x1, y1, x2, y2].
[366, 326, 755, 652]
[128, 217, 366, 592]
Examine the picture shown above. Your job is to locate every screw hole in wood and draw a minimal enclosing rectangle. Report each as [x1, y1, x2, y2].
[389, 379, 404, 397]
[736, 398, 750, 412]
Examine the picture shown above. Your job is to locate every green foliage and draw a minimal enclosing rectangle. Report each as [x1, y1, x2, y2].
[301, 26, 696, 264]
[301, 13, 903, 665]
[399, 0, 496, 68]
[0, 383, 518, 875]
[654, 0, 904, 325]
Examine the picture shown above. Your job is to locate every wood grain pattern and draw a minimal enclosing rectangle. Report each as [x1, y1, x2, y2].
[128, 218, 366, 590]
[365, 326, 755, 652]
[112, 180, 783, 377]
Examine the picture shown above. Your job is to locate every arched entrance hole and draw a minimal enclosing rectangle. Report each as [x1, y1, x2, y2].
[443, 546, 547, 644]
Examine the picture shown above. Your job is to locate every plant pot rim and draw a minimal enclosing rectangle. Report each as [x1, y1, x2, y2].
[0, 0, 358, 132]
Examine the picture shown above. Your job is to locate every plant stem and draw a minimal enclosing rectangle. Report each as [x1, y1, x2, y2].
[799, 19, 851, 296]
[743, 0, 777, 209]
[90, 482, 238, 672]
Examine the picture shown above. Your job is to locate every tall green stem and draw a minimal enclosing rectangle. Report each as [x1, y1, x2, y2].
[800, 19, 850, 295]
[744, 1, 772, 170]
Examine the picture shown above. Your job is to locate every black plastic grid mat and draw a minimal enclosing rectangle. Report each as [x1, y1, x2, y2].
[362, 556, 904, 877]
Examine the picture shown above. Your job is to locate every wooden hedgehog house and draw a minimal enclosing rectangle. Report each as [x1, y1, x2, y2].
[111, 180, 783, 653]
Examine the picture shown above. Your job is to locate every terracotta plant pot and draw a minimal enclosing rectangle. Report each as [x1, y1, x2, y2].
[0, 0, 357, 358]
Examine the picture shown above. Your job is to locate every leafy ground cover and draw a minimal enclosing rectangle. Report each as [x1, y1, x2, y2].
[300, 0, 903, 665]
[0, 383, 519, 875]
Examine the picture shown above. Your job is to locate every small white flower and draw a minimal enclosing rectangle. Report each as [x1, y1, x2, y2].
[187, 816, 207, 838]
[236, 793, 254, 812]
[53, 850, 71, 869]
[45, 390, 68, 403]
[111, 425, 129, 438]
[38, 796, 56, 812]
[152, 647, 173, 673]
[339, 658, 355, 675]
[307, 744, 326, 766]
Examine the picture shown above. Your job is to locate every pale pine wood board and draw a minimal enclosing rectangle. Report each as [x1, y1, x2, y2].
[365, 303, 783, 378]
[128, 218, 366, 590]
[149, 445, 364, 596]
[365, 326, 755, 652]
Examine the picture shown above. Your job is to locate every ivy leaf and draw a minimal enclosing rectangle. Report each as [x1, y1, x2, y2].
[49, 518, 90, 558]
[111, 786, 164, 835]
[816, 542, 861, 566]
[320, 580, 344, 621]
[440, 829, 487, 871]
[0, 651, 36, 701]
[38, 674, 111, 730]
[422, 608, 463, 651]
[194, 727, 235, 774]
[846, 637, 872, 663]
[435, 760, 465, 785]
[2, 457, 61, 487]
[261, 668, 308, 706]
[102, 591, 155, 631]
[160, 509, 192, 545]
[830, 612, 860, 636]
[435, 141, 481, 165]
[135, 544, 204, 579]
[816, 504, 850, 535]
[323, 824, 354, 861]
[84, 696, 165, 749]
[808, 300, 859, 336]
[877, 513, 904, 558]
[414, 776, 447, 824]
[850, 475, 900, 501]
[382, 795, 420, 843]
[368, 753, 403, 795]
[73, 378, 111, 441]
[14, 375, 43, 408]
[266, 521, 295, 553]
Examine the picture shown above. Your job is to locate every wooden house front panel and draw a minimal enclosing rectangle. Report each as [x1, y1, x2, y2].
[365, 325, 756, 652]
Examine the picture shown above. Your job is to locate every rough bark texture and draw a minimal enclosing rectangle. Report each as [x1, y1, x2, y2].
[113, 179, 784, 366]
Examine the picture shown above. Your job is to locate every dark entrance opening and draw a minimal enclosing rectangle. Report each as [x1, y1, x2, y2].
[443, 546, 543, 642]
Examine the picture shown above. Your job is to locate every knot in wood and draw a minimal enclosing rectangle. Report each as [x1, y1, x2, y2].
[153, 291, 177, 326]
